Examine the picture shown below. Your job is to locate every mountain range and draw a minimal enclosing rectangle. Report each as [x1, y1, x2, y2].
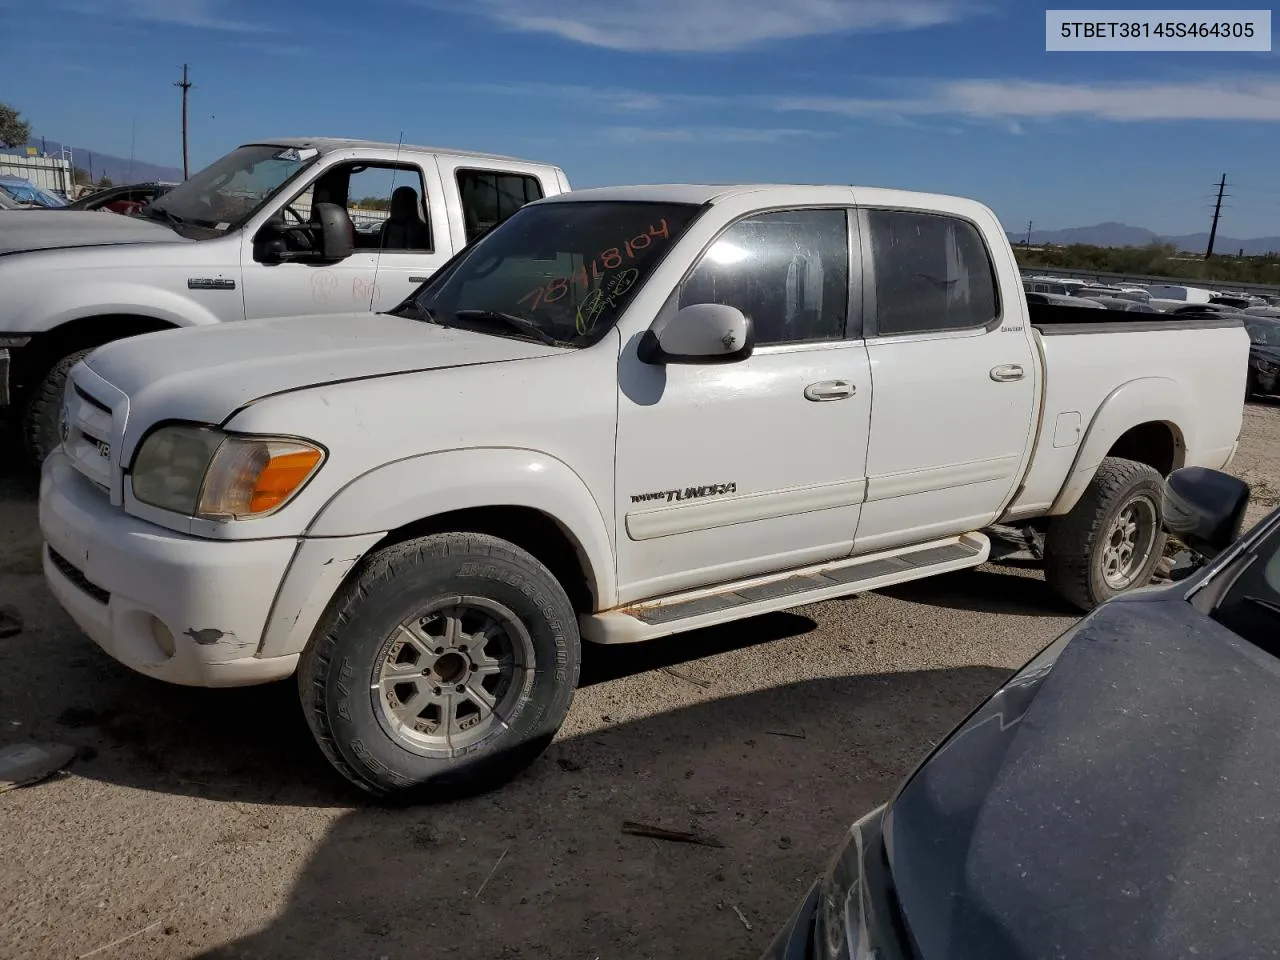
[1, 140, 184, 188]
[1007, 221, 1280, 256]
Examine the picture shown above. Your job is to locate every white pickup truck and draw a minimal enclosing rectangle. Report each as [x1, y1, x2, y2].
[39, 184, 1248, 798]
[0, 137, 568, 463]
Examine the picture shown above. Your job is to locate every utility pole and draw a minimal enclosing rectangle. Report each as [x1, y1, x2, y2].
[1206, 173, 1227, 260]
[175, 64, 193, 180]
[1024, 220, 1034, 247]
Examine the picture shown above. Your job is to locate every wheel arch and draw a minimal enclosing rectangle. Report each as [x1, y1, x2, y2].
[304, 448, 617, 613]
[1048, 378, 1192, 516]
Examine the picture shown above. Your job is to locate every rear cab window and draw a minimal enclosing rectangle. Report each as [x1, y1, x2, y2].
[457, 169, 545, 243]
[866, 209, 1000, 336]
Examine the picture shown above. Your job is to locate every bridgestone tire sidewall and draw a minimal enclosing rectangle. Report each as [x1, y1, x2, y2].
[312, 538, 579, 796]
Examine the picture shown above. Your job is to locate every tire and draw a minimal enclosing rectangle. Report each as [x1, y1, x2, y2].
[1044, 457, 1168, 612]
[22, 348, 93, 465]
[298, 532, 581, 800]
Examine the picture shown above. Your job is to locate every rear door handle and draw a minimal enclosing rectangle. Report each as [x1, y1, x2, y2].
[804, 380, 856, 402]
[990, 364, 1025, 383]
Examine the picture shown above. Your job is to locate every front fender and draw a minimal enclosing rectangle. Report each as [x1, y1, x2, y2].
[1048, 377, 1191, 516]
[305, 447, 617, 608]
[23, 281, 224, 332]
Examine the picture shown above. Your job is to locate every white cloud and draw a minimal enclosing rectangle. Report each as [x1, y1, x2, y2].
[770, 77, 1280, 122]
[429, 0, 977, 52]
[601, 126, 838, 144]
[66, 0, 266, 31]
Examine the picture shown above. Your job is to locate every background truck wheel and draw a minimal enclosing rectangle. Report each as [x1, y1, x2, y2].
[298, 532, 581, 800]
[1044, 456, 1168, 612]
[22, 348, 93, 465]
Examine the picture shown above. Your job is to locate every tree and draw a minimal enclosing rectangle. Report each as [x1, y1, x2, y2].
[0, 103, 31, 149]
[73, 167, 92, 186]
[96, 175, 114, 189]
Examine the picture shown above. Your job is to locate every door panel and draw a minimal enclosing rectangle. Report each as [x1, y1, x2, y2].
[241, 159, 450, 320]
[854, 208, 1037, 553]
[615, 343, 873, 602]
[613, 207, 872, 604]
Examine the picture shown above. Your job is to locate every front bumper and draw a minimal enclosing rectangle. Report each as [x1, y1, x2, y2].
[39, 451, 302, 687]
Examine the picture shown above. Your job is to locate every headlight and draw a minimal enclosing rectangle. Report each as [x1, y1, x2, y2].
[130, 424, 324, 519]
[813, 807, 895, 960]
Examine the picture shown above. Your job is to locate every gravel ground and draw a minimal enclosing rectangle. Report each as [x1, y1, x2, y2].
[1, 402, 1276, 960]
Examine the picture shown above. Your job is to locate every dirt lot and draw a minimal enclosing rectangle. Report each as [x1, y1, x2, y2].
[1, 402, 1276, 960]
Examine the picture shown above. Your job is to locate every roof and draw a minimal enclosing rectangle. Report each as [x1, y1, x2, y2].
[538, 183, 988, 212]
[254, 137, 554, 167]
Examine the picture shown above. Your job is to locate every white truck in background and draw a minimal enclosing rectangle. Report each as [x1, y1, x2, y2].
[39, 184, 1248, 799]
[0, 138, 569, 462]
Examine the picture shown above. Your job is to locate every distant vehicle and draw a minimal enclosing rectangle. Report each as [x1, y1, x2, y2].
[66, 181, 177, 216]
[1089, 296, 1159, 313]
[0, 177, 68, 209]
[1146, 283, 1213, 304]
[1025, 291, 1107, 309]
[1072, 285, 1126, 299]
[0, 137, 570, 463]
[1245, 316, 1280, 397]
[1024, 279, 1071, 295]
[766, 465, 1280, 960]
[1211, 294, 1255, 310]
[0, 189, 23, 210]
[1172, 303, 1247, 317]
[1111, 288, 1152, 304]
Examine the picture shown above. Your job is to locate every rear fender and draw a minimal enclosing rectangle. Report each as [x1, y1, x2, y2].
[1048, 377, 1191, 516]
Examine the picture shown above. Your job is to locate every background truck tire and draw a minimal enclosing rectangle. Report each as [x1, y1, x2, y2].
[298, 532, 581, 800]
[22, 348, 93, 465]
[1044, 456, 1168, 612]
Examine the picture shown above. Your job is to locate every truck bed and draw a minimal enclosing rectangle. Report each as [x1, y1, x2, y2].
[1004, 302, 1250, 520]
[1027, 301, 1245, 334]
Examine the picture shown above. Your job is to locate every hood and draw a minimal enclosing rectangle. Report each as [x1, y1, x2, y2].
[885, 595, 1280, 960]
[0, 209, 188, 255]
[81, 312, 563, 434]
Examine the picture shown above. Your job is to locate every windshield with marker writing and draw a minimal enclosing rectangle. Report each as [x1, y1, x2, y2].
[408, 200, 701, 346]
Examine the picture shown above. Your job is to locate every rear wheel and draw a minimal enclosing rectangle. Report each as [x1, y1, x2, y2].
[1044, 457, 1167, 612]
[22, 348, 93, 465]
[298, 532, 581, 800]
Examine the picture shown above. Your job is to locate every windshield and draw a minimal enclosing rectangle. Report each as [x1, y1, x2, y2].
[145, 143, 317, 233]
[1247, 319, 1280, 346]
[404, 200, 702, 346]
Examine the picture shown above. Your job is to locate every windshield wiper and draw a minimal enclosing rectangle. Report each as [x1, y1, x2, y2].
[452, 309, 562, 347]
[386, 299, 437, 323]
[143, 205, 185, 227]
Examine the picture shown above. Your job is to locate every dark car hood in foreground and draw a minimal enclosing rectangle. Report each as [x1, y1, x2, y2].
[886, 595, 1280, 960]
[1250, 344, 1280, 364]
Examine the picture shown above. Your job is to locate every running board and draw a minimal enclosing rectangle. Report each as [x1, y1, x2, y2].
[582, 533, 990, 645]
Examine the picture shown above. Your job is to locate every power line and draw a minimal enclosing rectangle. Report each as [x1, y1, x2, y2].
[1206, 173, 1228, 260]
[174, 64, 193, 180]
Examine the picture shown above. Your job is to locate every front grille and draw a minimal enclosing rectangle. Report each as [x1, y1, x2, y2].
[63, 377, 115, 491]
[47, 547, 111, 605]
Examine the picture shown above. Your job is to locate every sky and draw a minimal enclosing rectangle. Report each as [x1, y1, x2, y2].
[3, 0, 1280, 237]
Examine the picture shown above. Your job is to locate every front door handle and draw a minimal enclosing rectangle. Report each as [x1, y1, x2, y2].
[804, 380, 856, 402]
[990, 364, 1025, 383]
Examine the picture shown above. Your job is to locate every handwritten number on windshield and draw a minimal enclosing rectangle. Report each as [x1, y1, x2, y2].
[518, 219, 671, 313]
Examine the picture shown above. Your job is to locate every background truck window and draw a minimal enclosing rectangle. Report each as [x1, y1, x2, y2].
[458, 170, 545, 243]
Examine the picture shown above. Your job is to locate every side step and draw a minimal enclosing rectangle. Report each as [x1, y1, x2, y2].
[582, 533, 990, 645]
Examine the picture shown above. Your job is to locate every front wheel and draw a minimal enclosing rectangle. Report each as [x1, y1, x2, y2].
[22, 348, 93, 465]
[1044, 457, 1168, 612]
[298, 532, 581, 800]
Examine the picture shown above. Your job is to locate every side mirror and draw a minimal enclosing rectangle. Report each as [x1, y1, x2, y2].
[313, 202, 353, 261]
[1161, 467, 1251, 559]
[637, 303, 754, 366]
